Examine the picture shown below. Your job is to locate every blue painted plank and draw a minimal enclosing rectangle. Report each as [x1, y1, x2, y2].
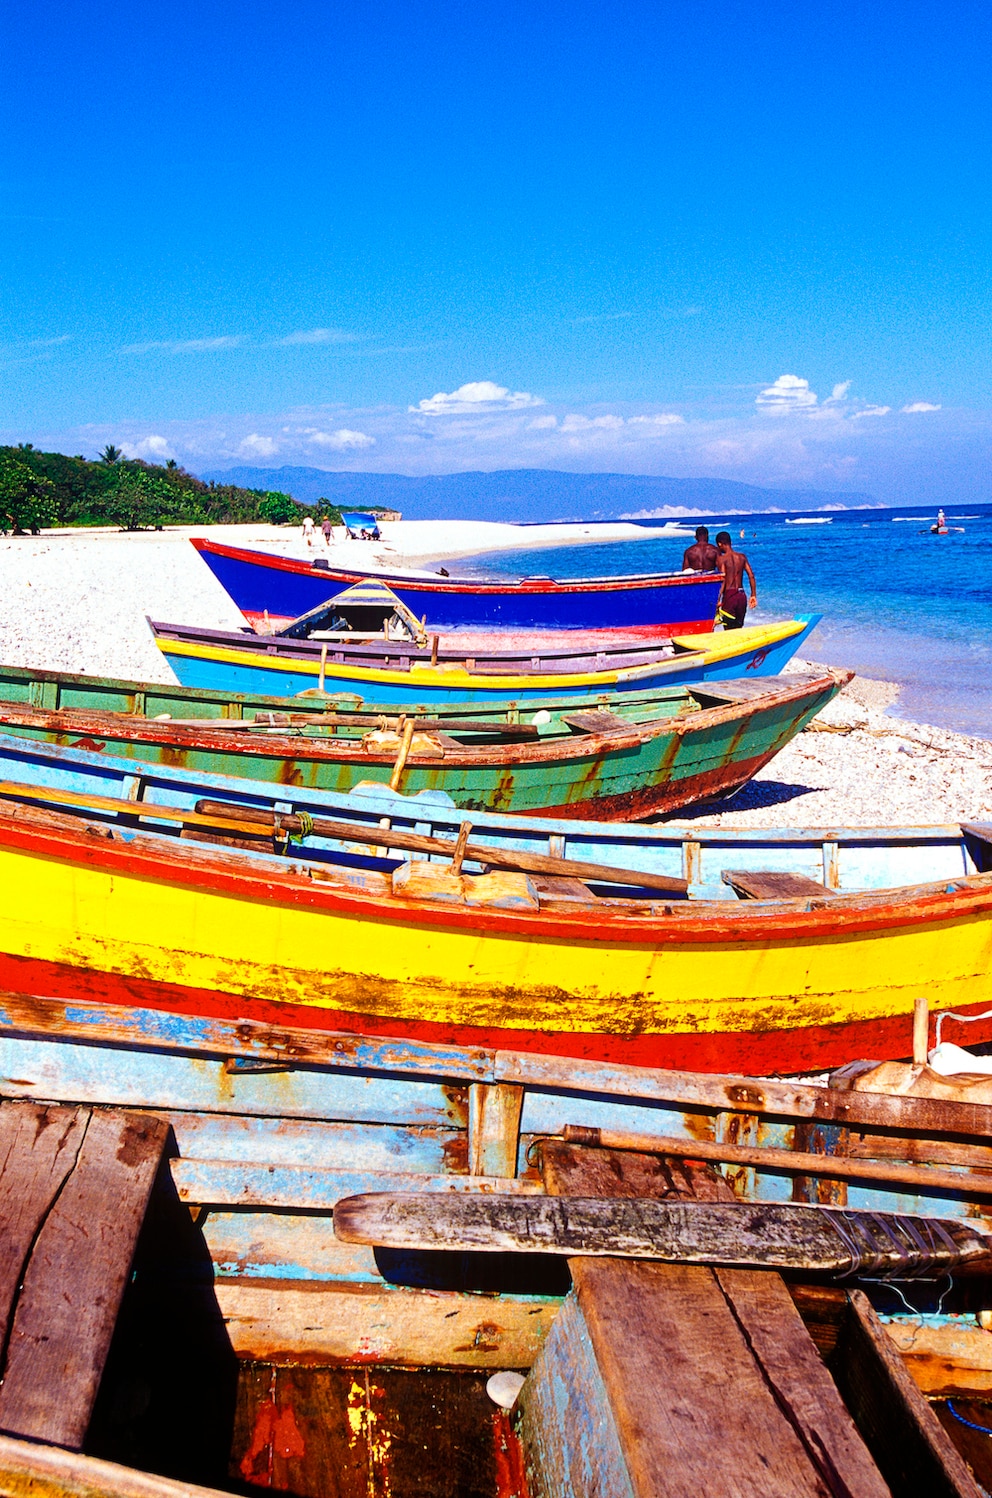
[0, 1036, 468, 1125]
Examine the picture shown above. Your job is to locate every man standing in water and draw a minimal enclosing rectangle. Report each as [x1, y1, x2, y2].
[682, 525, 720, 572]
[715, 531, 757, 629]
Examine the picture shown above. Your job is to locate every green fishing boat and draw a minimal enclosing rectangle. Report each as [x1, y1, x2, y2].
[0, 663, 847, 820]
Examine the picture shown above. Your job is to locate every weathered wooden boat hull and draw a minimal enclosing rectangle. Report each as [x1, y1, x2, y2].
[0, 672, 845, 820]
[152, 614, 822, 702]
[191, 534, 725, 633]
[0, 730, 988, 1072]
[0, 993, 987, 1498]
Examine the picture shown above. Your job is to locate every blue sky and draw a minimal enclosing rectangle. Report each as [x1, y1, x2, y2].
[2, 1, 991, 502]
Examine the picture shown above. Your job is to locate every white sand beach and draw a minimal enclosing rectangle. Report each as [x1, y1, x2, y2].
[0, 520, 989, 828]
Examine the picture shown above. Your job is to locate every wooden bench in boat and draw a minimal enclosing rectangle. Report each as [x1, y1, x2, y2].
[518, 1142, 978, 1498]
[0, 1101, 169, 1450]
[560, 709, 637, 735]
[722, 867, 838, 900]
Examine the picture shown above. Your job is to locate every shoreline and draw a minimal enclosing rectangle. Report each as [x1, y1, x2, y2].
[0, 523, 989, 827]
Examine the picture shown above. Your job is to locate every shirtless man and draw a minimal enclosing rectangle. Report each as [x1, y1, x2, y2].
[682, 525, 720, 572]
[715, 531, 757, 629]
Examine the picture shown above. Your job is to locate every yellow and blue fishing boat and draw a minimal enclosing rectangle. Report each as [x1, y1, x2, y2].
[150, 612, 822, 703]
[0, 733, 987, 1077]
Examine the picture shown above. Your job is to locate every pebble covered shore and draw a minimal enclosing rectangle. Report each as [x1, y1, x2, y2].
[0, 525, 989, 829]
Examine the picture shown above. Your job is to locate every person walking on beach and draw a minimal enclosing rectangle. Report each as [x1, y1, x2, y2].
[715, 531, 757, 629]
[302, 514, 315, 547]
[682, 525, 720, 572]
[321, 515, 333, 547]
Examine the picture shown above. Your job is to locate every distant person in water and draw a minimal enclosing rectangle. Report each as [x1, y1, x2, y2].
[715, 531, 757, 629]
[937, 509, 946, 529]
[682, 525, 720, 572]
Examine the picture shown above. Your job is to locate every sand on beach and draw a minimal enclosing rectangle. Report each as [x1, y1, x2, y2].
[0, 521, 989, 828]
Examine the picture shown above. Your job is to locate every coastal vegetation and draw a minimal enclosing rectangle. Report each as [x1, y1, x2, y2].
[0, 444, 342, 533]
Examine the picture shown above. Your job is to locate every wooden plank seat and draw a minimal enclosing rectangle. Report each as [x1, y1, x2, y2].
[519, 1142, 979, 1498]
[0, 1101, 169, 1450]
[722, 867, 838, 900]
[560, 709, 636, 735]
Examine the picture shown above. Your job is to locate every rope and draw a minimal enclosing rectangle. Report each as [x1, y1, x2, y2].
[935, 1006, 992, 1049]
[946, 1400, 992, 1436]
[828, 1208, 964, 1281]
[289, 811, 315, 844]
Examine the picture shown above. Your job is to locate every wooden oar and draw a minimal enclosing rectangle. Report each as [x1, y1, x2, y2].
[193, 798, 689, 894]
[333, 1192, 992, 1277]
[561, 1123, 992, 1199]
[151, 713, 541, 738]
[0, 777, 688, 894]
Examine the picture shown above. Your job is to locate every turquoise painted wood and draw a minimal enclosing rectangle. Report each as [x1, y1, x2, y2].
[519, 1295, 634, 1498]
[0, 730, 983, 890]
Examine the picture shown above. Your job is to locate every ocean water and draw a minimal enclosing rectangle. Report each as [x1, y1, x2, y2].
[463, 504, 992, 740]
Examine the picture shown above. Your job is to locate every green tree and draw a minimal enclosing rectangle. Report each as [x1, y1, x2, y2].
[257, 490, 302, 524]
[104, 466, 181, 529]
[0, 456, 59, 533]
[100, 444, 124, 465]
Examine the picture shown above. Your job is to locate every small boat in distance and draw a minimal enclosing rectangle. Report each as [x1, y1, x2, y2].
[189, 534, 724, 634]
[150, 613, 822, 703]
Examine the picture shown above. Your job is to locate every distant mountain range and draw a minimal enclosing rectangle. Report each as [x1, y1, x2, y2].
[197, 466, 877, 522]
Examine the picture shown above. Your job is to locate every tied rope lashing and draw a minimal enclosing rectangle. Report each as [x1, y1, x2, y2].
[272, 809, 315, 851]
[827, 1208, 966, 1281]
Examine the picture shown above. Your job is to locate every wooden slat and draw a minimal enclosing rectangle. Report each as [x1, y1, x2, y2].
[214, 1279, 558, 1368]
[467, 1083, 523, 1178]
[559, 710, 634, 734]
[0, 1107, 169, 1449]
[527, 1142, 889, 1498]
[830, 1290, 981, 1497]
[0, 1103, 90, 1354]
[722, 869, 836, 900]
[0, 1431, 236, 1498]
[9, 991, 992, 1143]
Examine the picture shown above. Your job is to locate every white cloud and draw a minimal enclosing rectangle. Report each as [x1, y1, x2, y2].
[239, 433, 279, 458]
[628, 414, 685, 428]
[528, 415, 558, 429]
[305, 428, 375, 450]
[571, 311, 634, 325]
[123, 336, 244, 354]
[851, 405, 891, 419]
[411, 381, 543, 415]
[123, 434, 173, 460]
[901, 401, 941, 413]
[824, 381, 851, 403]
[278, 328, 360, 346]
[756, 375, 819, 413]
[561, 413, 625, 432]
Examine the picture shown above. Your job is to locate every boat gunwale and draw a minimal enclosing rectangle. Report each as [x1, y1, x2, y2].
[1, 794, 991, 948]
[190, 535, 724, 595]
[0, 672, 847, 769]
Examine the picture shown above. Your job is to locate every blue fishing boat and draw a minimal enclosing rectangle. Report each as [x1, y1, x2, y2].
[190, 535, 725, 634]
[149, 613, 822, 702]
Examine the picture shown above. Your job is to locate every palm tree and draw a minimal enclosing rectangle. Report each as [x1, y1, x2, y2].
[100, 444, 123, 465]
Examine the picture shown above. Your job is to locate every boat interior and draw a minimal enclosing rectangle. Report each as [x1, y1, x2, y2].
[2, 995, 992, 1497]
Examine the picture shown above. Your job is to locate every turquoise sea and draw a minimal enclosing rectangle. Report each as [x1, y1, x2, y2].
[464, 503, 992, 741]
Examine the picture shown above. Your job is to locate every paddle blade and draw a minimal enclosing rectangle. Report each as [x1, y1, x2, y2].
[333, 1193, 992, 1278]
